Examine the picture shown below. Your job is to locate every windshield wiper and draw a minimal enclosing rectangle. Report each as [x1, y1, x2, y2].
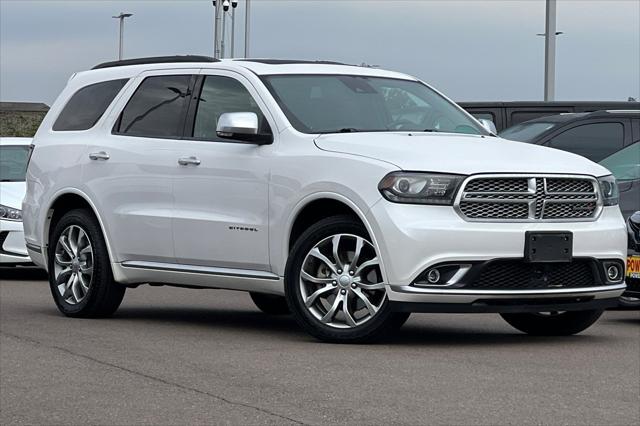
[316, 128, 360, 134]
[421, 128, 439, 132]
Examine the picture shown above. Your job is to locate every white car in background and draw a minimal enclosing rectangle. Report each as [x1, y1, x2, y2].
[1, 137, 33, 266]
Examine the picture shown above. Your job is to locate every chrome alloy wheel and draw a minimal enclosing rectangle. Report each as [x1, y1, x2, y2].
[53, 225, 94, 305]
[299, 233, 387, 329]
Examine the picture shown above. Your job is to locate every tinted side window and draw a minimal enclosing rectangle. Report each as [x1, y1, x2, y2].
[117, 75, 192, 138]
[599, 142, 640, 181]
[192, 75, 267, 141]
[547, 122, 624, 162]
[53, 79, 128, 131]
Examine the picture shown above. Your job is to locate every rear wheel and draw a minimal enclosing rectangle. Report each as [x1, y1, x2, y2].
[285, 215, 405, 343]
[48, 209, 125, 317]
[500, 310, 603, 336]
[249, 292, 290, 315]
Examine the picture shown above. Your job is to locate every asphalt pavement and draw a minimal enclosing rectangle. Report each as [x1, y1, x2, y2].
[1, 267, 639, 425]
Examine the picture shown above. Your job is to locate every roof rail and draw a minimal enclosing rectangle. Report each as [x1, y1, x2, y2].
[92, 55, 219, 70]
[235, 59, 350, 66]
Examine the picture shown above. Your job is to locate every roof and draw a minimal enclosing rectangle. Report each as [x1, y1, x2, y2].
[516, 110, 640, 127]
[0, 102, 49, 113]
[0, 137, 32, 146]
[458, 101, 640, 108]
[231, 59, 413, 79]
[523, 113, 590, 124]
[536, 110, 638, 122]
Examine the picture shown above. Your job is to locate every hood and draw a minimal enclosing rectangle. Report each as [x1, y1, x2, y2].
[0, 182, 26, 209]
[314, 132, 610, 177]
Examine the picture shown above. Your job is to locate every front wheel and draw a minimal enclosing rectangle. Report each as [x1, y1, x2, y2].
[285, 215, 404, 343]
[500, 310, 603, 336]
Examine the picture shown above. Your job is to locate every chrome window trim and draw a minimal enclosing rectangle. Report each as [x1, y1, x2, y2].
[453, 173, 603, 223]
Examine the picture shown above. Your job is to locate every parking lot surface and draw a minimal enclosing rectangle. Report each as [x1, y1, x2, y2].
[1, 268, 638, 425]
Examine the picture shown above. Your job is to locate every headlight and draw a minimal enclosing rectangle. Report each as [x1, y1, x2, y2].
[0, 204, 22, 221]
[378, 172, 466, 205]
[597, 175, 619, 206]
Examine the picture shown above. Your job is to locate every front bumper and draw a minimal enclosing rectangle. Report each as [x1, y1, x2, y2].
[0, 220, 32, 265]
[366, 202, 627, 306]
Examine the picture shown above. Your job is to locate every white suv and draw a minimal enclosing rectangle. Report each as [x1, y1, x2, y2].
[23, 56, 628, 342]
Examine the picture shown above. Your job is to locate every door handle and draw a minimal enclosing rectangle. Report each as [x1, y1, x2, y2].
[178, 156, 201, 166]
[89, 151, 110, 161]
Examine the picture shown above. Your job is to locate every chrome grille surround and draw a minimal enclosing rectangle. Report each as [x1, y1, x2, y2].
[454, 174, 602, 222]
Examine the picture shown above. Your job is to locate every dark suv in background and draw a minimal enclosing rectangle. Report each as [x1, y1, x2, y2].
[459, 101, 639, 132]
[500, 110, 640, 308]
[499, 110, 639, 219]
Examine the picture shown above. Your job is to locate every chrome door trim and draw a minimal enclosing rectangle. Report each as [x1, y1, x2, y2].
[121, 260, 279, 280]
[115, 261, 284, 295]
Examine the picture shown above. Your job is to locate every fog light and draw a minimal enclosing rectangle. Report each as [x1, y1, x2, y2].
[426, 268, 441, 284]
[606, 265, 621, 281]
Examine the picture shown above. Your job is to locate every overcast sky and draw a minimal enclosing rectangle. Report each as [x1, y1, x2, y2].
[1, 0, 638, 105]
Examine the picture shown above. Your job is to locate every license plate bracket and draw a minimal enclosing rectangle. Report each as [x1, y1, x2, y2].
[524, 231, 573, 263]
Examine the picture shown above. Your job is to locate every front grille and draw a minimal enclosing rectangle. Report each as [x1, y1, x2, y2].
[465, 178, 529, 193]
[546, 178, 594, 193]
[542, 202, 596, 219]
[456, 176, 599, 221]
[460, 201, 529, 219]
[467, 260, 597, 290]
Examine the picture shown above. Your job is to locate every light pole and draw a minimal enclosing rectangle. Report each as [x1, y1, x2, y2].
[537, 0, 563, 101]
[244, 0, 250, 58]
[212, 1, 239, 59]
[112, 12, 133, 61]
[230, 0, 240, 58]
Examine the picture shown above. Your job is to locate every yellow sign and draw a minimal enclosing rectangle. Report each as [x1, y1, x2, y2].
[627, 255, 640, 279]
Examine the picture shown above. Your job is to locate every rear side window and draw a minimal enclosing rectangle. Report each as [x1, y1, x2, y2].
[52, 79, 128, 131]
[116, 75, 192, 138]
[547, 122, 624, 162]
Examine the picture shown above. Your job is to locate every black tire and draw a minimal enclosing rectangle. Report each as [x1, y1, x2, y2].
[618, 295, 640, 309]
[48, 209, 125, 318]
[500, 310, 604, 336]
[250, 292, 290, 315]
[285, 215, 404, 343]
[389, 312, 411, 330]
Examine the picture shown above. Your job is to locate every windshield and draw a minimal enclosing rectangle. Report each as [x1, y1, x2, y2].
[262, 75, 485, 135]
[499, 122, 557, 142]
[0, 145, 30, 182]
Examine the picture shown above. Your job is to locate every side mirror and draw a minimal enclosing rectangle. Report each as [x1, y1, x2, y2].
[478, 118, 497, 135]
[216, 112, 273, 145]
